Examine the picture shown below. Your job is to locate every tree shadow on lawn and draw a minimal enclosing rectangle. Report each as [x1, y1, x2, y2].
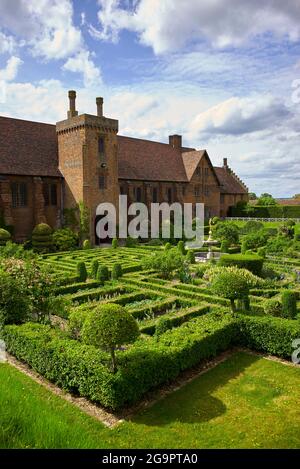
[131, 352, 260, 426]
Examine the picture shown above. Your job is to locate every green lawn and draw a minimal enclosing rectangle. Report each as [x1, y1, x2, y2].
[1, 352, 299, 449]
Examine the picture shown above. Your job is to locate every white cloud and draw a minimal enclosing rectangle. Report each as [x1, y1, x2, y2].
[190, 95, 291, 136]
[0, 56, 22, 81]
[63, 50, 102, 87]
[92, 0, 300, 53]
[0, 0, 82, 60]
[0, 31, 16, 54]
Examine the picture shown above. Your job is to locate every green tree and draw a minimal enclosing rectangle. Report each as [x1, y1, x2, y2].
[111, 263, 122, 280]
[257, 194, 277, 206]
[214, 221, 239, 245]
[210, 269, 250, 313]
[90, 260, 99, 279]
[143, 248, 184, 279]
[82, 304, 139, 373]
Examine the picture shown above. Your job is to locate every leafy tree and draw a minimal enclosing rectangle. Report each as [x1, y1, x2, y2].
[248, 192, 257, 200]
[143, 248, 185, 279]
[214, 221, 239, 245]
[186, 250, 195, 264]
[257, 194, 277, 206]
[210, 269, 250, 313]
[82, 304, 139, 373]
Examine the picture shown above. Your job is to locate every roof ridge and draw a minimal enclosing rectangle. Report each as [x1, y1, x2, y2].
[0, 115, 55, 127]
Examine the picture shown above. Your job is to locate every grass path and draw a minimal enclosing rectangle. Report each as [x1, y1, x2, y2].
[1, 352, 299, 448]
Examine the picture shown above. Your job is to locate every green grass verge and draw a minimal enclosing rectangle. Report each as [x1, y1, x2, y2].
[1, 352, 299, 449]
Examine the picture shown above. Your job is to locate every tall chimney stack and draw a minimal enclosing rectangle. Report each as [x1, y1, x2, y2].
[169, 134, 182, 149]
[67, 90, 78, 119]
[96, 97, 104, 117]
[223, 157, 228, 168]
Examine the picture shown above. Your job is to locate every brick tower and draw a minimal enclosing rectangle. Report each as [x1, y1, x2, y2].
[56, 91, 119, 244]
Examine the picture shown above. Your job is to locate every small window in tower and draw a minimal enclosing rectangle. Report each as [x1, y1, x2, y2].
[204, 167, 209, 177]
[204, 185, 209, 196]
[51, 184, 57, 206]
[167, 188, 172, 204]
[195, 166, 201, 176]
[99, 175, 106, 190]
[152, 187, 158, 203]
[98, 137, 105, 155]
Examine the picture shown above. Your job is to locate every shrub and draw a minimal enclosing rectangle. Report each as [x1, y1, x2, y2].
[2, 312, 237, 409]
[76, 261, 87, 282]
[68, 309, 87, 340]
[186, 250, 195, 264]
[164, 242, 171, 251]
[111, 263, 122, 280]
[210, 269, 250, 313]
[143, 248, 185, 279]
[53, 228, 78, 251]
[112, 238, 118, 249]
[257, 247, 266, 258]
[219, 253, 264, 276]
[281, 291, 297, 319]
[266, 236, 291, 253]
[242, 231, 269, 251]
[221, 240, 230, 253]
[241, 220, 264, 235]
[238, 315, 300, 358]
[0, 270, 29, 325]
[83, 239, 91, 250]
[214, 221, 239, 245]
[32, 223, 53, 252]
[126, 236, 138, 248]
[0, 228, 11, 246]
[264, 298, 282, 317]
[90, 260, 99, 279]
[0, 241, 35, 260]
[97, 265, 109, 283]
[177, 240, 186, 255]
[82, 304, 139, 372]
[155, 317, 173, 337]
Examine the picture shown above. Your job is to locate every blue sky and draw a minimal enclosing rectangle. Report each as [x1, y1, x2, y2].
[0, 0, 300, 197]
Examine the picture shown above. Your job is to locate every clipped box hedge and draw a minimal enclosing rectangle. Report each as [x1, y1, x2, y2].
[2, 312, 237, 410]
[219, 253, 264, 276]
[237, 314, 300, 358]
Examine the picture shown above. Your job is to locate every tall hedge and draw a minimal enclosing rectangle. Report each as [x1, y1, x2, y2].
[281, 291, 298, 319]
[231, 205, 300, 218]
[219, 253, 264, 276]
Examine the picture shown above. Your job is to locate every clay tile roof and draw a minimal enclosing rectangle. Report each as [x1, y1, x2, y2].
[0, 116, 61, 177]
[182, 150, 206, 180]
[117, 135, 192, 182]
[276, 198, 300, 205]
[214, 166, 247, 194]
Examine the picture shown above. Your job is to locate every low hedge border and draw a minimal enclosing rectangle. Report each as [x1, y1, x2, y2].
[2, 312, 237, 410]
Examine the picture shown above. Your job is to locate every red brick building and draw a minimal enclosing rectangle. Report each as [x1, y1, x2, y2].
[0, 91, 248, 243]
